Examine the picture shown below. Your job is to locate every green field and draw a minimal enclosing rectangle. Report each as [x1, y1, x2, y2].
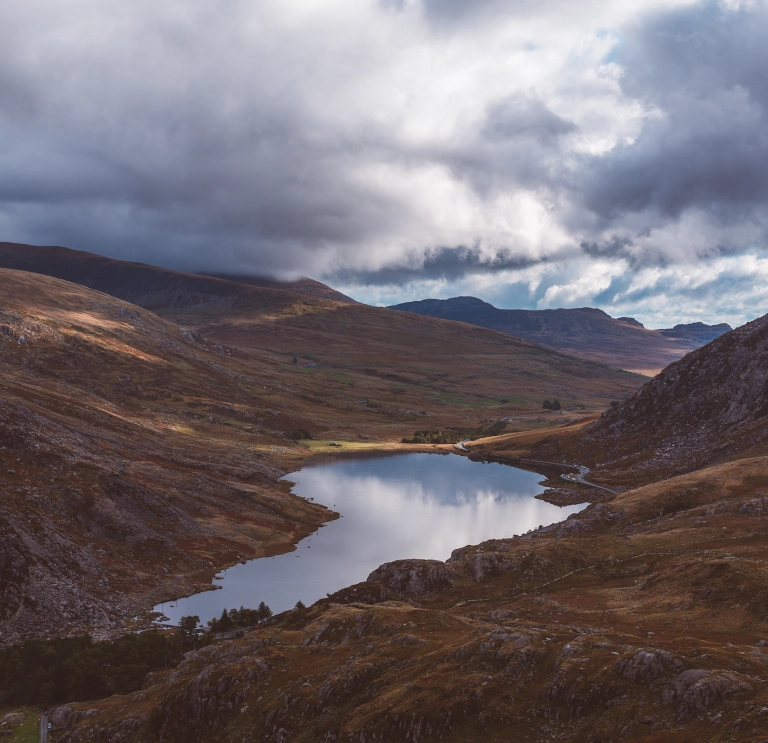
[0, 708, 39, 743]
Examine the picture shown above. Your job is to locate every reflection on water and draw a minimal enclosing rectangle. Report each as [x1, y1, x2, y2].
[156, 453, 583, 624]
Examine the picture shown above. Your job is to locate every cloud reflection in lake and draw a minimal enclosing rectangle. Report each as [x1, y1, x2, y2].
[157, 453, 583, 624]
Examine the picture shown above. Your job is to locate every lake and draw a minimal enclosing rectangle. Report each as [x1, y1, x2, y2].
[155, 452, 583, 625]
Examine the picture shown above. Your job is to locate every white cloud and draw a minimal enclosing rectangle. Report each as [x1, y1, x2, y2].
[0, 0, 767, 327]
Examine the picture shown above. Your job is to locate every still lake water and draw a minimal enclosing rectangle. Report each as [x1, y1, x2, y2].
[156, 453, 583, 624]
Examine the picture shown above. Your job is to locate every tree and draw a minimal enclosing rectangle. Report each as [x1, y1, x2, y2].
[257, 601, 273, 620]
[294, 600, 306, 611]
[178, 615, 199, 647]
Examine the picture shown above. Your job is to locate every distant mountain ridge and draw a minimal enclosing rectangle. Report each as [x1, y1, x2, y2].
[390, 296, 732, 375]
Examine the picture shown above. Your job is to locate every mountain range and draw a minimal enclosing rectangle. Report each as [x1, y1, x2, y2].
[0, 243, 644, 643]
[51, 299, 768, 741]
[3, 242, 768, 741]
[391, 296, 732, 375]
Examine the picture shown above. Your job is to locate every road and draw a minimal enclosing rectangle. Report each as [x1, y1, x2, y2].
[452, 441, 617, 494]
[560, 465, 618, 494]
[40, 713, 48, 743]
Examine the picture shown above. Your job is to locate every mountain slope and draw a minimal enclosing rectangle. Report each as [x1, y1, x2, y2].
[391, 296, 732, 375]
[0, 242, 340, 315]
[577, 310, 768, 479]
[0, 245, 647, 425]
[203, 272, 357, 304]
[0, 268, 335, 643]
[479, 310, 768, 487]
[0, 263, 649, 642]
[52, 452, 768, 743]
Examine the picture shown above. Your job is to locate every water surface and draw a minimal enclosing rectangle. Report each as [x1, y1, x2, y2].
[157, 453, 582, 624]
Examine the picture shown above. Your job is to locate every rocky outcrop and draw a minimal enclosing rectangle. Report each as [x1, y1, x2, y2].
[663, 669, 753, 717]
[0, 515, 30, 621]
[366, 560, 455, 595]
[613, 649, 682, 683]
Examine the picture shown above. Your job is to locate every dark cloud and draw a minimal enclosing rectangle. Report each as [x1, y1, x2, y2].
[578, 2, 768, 233]
[0, 0, 767, 318]
[331, 246, 541, 286]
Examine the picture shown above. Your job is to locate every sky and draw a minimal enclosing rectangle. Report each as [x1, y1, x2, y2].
[1, 0, 767, 328]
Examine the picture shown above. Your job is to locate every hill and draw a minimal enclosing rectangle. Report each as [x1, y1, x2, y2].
[572, 310, 768, 484]
[0, 242, 339, 315]
[0, 267, 334, 643]
[390, 296, 732, 375]
[477, 309, 768, 488]
[51, 304, 768, 743]
[0, 244, 645, 428]
[0, 261, 646, 643]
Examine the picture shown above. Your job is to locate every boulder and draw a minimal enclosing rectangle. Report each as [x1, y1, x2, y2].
[50, 706, 74, 729]
[1, 712, 25, 727]
[613, 649, 680, 683]
[663, 669, 752, 716]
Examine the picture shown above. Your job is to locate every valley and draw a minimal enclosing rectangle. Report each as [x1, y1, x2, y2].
[1, 245, 767, 742]
[0, 248, 644, 646]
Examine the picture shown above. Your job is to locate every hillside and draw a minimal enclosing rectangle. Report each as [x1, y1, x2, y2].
[203, 272, 357, 304]
[51, 453, 768, 742]
[0, 242, 338, 316]
[391, 296, 732, 375]
[572, 310, 768, 483]
[0, 268, 334, 643]
[46, 296, 768, 743]
[0, 264, 646, 643]
[0, 245, 646, 426]
[477, 310, 768, 490]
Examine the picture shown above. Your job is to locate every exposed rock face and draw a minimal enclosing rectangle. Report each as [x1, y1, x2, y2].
[663, 669, 753, 717]
[0, 516, 30, 621]
[367, 560, 456, 595]
[614, 649, 681, 683]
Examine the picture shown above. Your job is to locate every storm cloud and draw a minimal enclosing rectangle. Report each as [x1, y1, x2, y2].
[0, 0, 767, 325]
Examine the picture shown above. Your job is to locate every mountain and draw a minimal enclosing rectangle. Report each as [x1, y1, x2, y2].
[0, 242, 341, 315]
[573, 310, 768, 482]
[482, 309, 768, 488]
[0, 244, 645, 423]
[390, 296, 732, 375]
[0, 253, 647, 642]
[4, 255, 768, 740]
[0, 267, 333, 643]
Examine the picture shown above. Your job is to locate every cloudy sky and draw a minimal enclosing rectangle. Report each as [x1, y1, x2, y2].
[1, 0, 767, 327]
